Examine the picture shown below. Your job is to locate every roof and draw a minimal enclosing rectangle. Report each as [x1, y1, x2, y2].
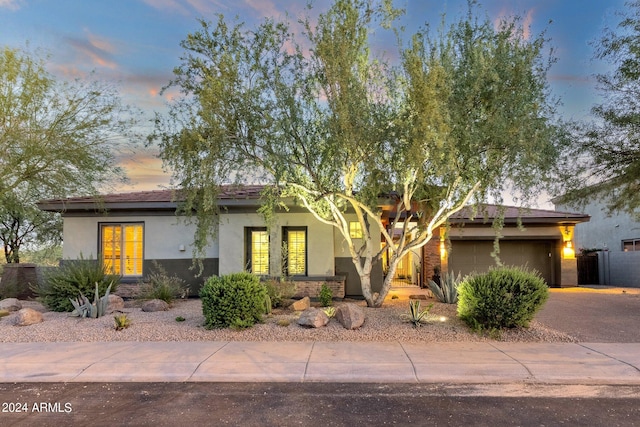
[450, 204, 589, 225]
[37, 185, 589, 224]
[37, 185, 265, 213]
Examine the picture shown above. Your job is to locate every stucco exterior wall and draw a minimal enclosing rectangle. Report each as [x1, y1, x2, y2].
[217, 211, 335, 277]
[62, 215, 219, 260]
[555, 198, 640, 287]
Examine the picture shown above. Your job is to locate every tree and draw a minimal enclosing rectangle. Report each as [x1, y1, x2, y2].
[0, 46, 136, 263]
[556, 1, 640, 217]
[152, 0, 559, 307]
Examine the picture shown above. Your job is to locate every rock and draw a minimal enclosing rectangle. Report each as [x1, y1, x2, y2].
[141, 299, 169, 312]
[335, 303, 365, 330]
[297, 308, 329, 328]
[0, 298, 22, 312]
[19, 300, 47, 313]
[108, 294, 125, 312]
[290, 296, 310, 311]
[13, 308, 43, 326]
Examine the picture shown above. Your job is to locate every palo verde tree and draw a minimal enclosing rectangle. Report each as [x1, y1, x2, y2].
[0, 46, 136, 263]
[556, 1, 640, 217]
[152, 0, 559, 307]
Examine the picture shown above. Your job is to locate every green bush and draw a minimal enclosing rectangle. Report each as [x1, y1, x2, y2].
[139, 261, 187, 304]
[263, 278, 297, 308]
[34, 256, 120, 312]
[200, 272, 267, 330]
[457, 266, 549, 332]
[319, 283, 333, 307]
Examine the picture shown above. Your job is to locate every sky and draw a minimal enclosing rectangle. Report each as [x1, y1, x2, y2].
[0, 0, 629, 202]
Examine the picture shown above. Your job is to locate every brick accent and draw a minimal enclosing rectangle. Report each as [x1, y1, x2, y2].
[291, 276, 346, 299]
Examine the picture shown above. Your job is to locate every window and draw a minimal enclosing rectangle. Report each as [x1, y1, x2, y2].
[622, 239, 640, 252]
[349, 221, 363, 239]
[101, 223, 144, 276]
[246, 228, 269, 275]
[283, 227, 307, 276]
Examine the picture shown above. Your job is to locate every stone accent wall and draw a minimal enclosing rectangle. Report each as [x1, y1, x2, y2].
[422, 236, 441, 285]
[291, 276, 346, 299]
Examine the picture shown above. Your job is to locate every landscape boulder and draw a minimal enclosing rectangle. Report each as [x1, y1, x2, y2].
[290, 296, 310, 311]
[0, 298, 22, 312]
[108, 294, 125, 312]
[13, 308, 43, 326]
[141, 299, 169, 312]
[297, 308, 329, 328]
[335, 303, 365, 330]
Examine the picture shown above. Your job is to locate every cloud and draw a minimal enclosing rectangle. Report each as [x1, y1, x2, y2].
[0, 0, 22, 10]
[494, 6, 535, 40]
[65, 30, 119, 70]
[141, 0, 227, 16]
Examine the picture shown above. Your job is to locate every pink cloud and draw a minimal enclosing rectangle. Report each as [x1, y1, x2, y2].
[0, 0, 22, 10]
[494, 6, 535, 41]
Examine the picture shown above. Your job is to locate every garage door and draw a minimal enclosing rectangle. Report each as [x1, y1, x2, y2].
[448, 240, 554, 285]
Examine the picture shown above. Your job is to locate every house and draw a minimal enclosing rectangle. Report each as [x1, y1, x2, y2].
[38, 186, 589, 297]
[554, 196, 640, 287]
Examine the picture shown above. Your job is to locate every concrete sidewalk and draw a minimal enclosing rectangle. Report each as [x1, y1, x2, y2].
[1, 341, 639, 384]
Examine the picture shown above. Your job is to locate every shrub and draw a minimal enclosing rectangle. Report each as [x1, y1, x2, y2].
[114, 313, 131, 331]
[319, 283, 333, 307]
[457, 266, 549, 332]
[34, 256, 120, 312]
[139, 261, 187, 304]
[200, 272, 267, 329]
[263, 278, 297, 308]
[428, 271, 462, 304]
[402, 300, 434, 327]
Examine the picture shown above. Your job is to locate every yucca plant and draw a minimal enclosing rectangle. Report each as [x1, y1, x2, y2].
[402, 300, 434, 327]
[428, 271, 462, 304]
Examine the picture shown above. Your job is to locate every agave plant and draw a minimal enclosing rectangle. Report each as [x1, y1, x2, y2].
[114, 313, 131, 330]
[428, 271, 462, 304]
[403, 300, 434, 327]
[69, 282, 113, 318]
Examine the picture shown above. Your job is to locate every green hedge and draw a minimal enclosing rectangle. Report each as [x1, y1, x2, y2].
[35, 258, 120, 312]
[457, 266, 549, 332]
[200, 272, 267, 329]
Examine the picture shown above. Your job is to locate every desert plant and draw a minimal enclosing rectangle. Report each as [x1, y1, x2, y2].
[276, 318, 290, 327]
[175, 316, 186, 322]
[322, 306, 337, 318]
[138, 261, 187, 304]
[428, 271, 462, 304]
[457, 266, 549, 333]
[200, 272, 267, 330]
[263, 278, 297, 308]
[34, 255, 120, 312]
[69, 282, 113, 318]
[114, 313, 131, 330]
[319, 283, 333, 307]
[402, 300, 434, 327]
[263, 293, 272, 315]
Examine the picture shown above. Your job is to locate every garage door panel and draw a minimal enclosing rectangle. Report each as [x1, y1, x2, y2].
[448, 240, 553, 284]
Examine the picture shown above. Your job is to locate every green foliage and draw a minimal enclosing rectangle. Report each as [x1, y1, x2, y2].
[153, 1, 559, 308]
[200, 272, 267, 330]
[402, 300, 434, 327]
[263, 278, 297, 308]
[555, 1, 640, 218]
[114, 313, 131, 330]
[139, 261, 187, 304]
[34, 256, 120, 312]
[319, 283, 333, 307]
[0, 47, 137, 263]
[69, 282, 113, 318]
[457, 266, 549, 332]
[175, 316, 186, 322]
[428, 272, 462, 304]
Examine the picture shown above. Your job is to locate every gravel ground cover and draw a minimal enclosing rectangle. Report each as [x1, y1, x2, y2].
[0, 290, 577, 343]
